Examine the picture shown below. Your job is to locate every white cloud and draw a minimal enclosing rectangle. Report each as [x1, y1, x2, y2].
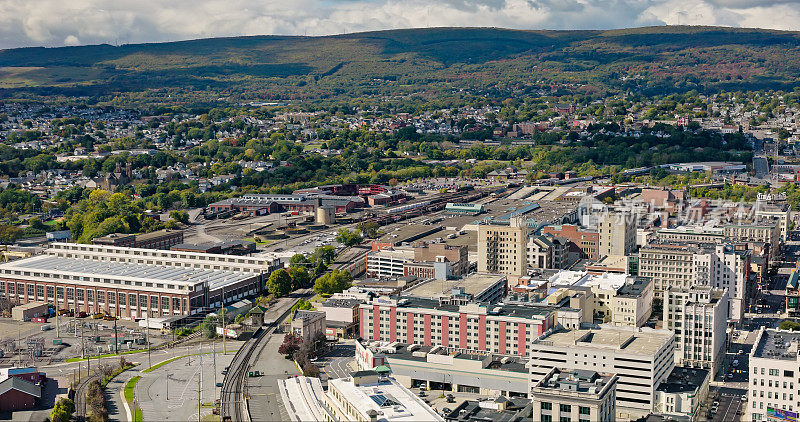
[0, 0, 798, 49]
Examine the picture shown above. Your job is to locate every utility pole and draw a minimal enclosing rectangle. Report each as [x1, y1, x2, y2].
[222, 287, 226, 355]
[197, 371, 201, 422]
[146, 311, 151, 369]
[114, 305, 119, 355]
[213, 340, 217, 401]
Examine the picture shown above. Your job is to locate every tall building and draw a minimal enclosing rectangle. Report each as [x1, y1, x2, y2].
[543, 224, 599, 260]
[663, 286, 729, 375]
[527, 234, 570, 270]
[754, 200, 791, 242]
[478, 217, 530, 278]
[748, 328, 800, 422]
[597, 211, 636, 258]
[639, 242, 749, 321]
[527, 325, 675, 420]
[530, 368, 617, 422]
[724, 220, 780, 261]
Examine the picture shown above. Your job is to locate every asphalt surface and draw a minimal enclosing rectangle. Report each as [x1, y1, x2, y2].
[320, 343, 356, 380]
[136, 346, 236, 422]
[243, 333, 296, 422]
[712, 387, 747, 422]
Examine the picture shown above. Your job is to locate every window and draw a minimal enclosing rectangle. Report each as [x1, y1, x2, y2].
[579, 407, 590, 415]
[560, 404, 572, 413]
[541, 402, 552, 411]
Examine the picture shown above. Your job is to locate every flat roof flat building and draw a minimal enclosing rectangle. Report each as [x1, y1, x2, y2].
[748, 328, 800, 422]
[528, 325, 675, 420]
[0, 243, 273, 319]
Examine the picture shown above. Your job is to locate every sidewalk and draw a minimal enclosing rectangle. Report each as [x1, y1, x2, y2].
[104, 366, 142, 422]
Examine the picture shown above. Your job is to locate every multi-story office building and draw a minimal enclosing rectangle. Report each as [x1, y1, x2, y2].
[357, 340, 531, 396]
[367, 243, 469, 280]
[653, 366, 710, 420]
[0, 243, 276, 318]
[639, 242, 749, 321]
[527, 325, 675, 420]
[712, 244, 750, 321]
[597, 211, 636, 258]
[530, 368, 617, 422]
[754, 200, 791, 241]
[653, 226, 725, 244]
[358, 297, 555, 357]
[639, 243, 709, 298]
[724, 220, 780, 261]
[279, 372, 442, 422]
[748, 328, 800, 421]
[478, 217, 530, 278]
[663, 287, 729, 375]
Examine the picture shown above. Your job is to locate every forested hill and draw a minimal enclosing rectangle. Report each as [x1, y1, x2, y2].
[1, 26, 800, 106]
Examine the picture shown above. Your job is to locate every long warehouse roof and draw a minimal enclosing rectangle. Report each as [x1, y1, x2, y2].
[0, 255, 254, 290]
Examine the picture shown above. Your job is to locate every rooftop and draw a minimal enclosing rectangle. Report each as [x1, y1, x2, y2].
[403, 272, 505, 300]
[389, 296, 553, 320]
[535, 325, 674, 356]
[0, 254, 253, 290]
[656, 366, 709, 394]
[444, 397, 532, 422]
[366, 341, 529, 374]
[534, 368, 615, 395]
[753, 329, 800, 360]
[328, 375, 442, 421]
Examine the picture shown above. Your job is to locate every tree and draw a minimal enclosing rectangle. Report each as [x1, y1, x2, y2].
[267, 269, 293, 297]
[169, 210, 189, 224]
[335, 228, 362, 246]
[51, 397, 75, 422]
[312, 245, 336, 265]
[291, 299, 313, 314]
[278, 333, 303, 358]
[314, 269, 353, 295]
[0, 224, 22, 244]
[357, 221, 380, 239]
[289, 253, 309, 267]
[288, 266, 311, 290]
[202, 314, 220, 338]
[779, 320, 800, 331]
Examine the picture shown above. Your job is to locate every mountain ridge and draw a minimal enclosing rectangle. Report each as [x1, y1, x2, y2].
[1, 25, 799, 106]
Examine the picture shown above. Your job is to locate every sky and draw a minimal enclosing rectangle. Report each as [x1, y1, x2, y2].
[1, 0, 799, 49]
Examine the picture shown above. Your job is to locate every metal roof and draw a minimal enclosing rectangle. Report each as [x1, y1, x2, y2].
[0, 255, 253, 290]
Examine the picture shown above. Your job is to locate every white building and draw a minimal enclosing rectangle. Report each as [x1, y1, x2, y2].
[530, 368, 617, 422]
[749, 328, 800, 422]
[664, 287, 729, 375]
[527, 325, 675, 420]
[278, 371, 443, 422]
[365, 247, 415, 278]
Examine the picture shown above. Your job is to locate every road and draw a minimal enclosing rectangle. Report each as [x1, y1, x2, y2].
[320, 343, 356, 380]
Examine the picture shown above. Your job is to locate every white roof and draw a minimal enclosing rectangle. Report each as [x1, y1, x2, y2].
[328, 377, 443, 421]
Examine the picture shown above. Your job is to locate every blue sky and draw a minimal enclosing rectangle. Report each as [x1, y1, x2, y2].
[0, 0, 798, 49]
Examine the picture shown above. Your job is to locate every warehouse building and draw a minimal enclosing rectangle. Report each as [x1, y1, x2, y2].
[0, 243, 275, 319]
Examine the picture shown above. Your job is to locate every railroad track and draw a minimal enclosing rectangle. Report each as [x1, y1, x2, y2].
[220, 291, 311, 421]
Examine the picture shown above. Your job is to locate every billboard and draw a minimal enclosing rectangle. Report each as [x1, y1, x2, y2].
[767, 407, 798, 422]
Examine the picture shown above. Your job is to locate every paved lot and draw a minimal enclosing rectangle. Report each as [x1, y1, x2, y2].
[245, 333, 298, 422]
[136, 345, 236, 422]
